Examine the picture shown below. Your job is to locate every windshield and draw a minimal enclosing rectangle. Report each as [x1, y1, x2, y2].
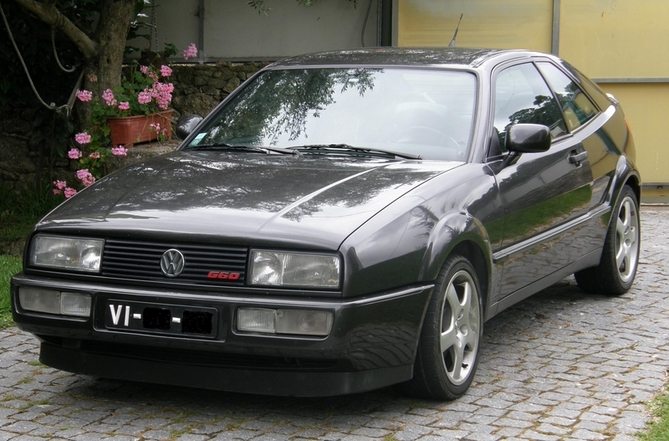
[185, 67, 477, 161]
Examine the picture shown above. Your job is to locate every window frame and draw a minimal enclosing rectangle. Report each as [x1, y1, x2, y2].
[535, 61, 601, 134]
[486, 58, 603, 160]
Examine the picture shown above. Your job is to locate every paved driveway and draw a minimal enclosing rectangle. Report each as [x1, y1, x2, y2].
[1, 208, 667, 441]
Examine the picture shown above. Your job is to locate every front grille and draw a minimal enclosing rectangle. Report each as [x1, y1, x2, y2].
[101, 239, 248, 287]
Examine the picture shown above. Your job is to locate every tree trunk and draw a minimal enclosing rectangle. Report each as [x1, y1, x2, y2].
[66, 0, 135, 129]
[84, 0, 137, 99]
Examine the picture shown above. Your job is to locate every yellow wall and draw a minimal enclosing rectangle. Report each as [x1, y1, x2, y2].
[599, 83, 669, 184]
[559, 1, 669, 79]
[397, 0, 553, 52]
[396, 0, 669, 191]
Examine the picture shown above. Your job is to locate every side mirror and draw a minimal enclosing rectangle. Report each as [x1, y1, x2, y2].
[176, 114, 204, 140]
[506, 123, 551, 153]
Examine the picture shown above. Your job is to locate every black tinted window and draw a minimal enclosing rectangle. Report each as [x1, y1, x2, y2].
[494, 63, 567, 150]
[537, 62, 598, 131]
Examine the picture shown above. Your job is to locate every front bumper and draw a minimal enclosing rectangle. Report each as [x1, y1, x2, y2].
[11, 273, 433, 396]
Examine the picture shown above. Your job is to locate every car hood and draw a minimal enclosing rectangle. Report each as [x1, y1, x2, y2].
[40, 151, 460, 249]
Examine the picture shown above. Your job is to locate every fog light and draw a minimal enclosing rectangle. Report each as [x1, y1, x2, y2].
[237, 308, 276, 333]
[237, 308, 333, 337]
[18, 287, 91, 318]
[60, 292, 92, 317]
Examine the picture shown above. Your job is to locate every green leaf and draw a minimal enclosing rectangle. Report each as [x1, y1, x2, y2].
[29, 134, 45, 147]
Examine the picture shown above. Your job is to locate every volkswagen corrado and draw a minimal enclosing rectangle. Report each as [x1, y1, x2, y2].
[11, 48, 641, 399]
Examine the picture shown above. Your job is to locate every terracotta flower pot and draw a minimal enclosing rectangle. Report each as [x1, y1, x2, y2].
[108, 110, 173, 147]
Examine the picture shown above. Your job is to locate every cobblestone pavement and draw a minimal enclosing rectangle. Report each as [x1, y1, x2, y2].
[1, 208, 667, 441]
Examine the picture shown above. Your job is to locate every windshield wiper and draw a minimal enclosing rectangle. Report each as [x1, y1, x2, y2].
[293, 144, 421, 160]
[189, 143, 300, 156]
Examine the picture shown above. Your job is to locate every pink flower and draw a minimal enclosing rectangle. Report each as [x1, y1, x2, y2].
[89, 152, 101, 159]
[74, 133, 91, 145]
[183, 43, 198, 60]
[111, 146, 128, 156]
[53, 180, 67, 190]
[76, 90, 93, 102]
[138, 90, 152, 105]
[102, 89, 117, 106]
[68, 148, 82, 159]
[140, 65, 149, 74]
[76, 169, 96, 187]
[150, 122, 161, 132]
[118, 101, 130, 111]
[53, 180, 67, 194]
[150, 82, 173, 109]
[64, 188, 77, 199]
[157, 97, 170, 110]
[160, 65, 172, 77]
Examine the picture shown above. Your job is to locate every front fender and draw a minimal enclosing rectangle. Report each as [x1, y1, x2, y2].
[419, 211, 493, 284]
[340, 164, 500, 299]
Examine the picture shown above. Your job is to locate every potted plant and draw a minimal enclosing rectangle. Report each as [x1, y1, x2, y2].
[77, 61, 175, 147]
[53, 44, 198, 199]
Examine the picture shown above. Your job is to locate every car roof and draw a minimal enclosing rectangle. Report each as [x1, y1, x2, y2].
[270, 47, 540, 69]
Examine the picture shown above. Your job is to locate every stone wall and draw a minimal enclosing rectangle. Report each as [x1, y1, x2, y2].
[0, 107, 69, 190]
[0, 61, 268, 191]
[170, 61, 268, 119]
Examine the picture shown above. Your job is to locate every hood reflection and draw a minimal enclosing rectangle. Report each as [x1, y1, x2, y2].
[43, 152, 458, 248]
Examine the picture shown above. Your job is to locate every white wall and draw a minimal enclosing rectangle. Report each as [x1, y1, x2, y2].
[145, 0, 379, 61]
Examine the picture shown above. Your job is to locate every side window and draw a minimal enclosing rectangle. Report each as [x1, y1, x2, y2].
[537, 62, 598, 131]
[494, 63, 567, 151]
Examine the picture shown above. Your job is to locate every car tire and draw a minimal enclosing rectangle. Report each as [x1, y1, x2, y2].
[575, 185, 640, 295]
[402, 255, 483, 400]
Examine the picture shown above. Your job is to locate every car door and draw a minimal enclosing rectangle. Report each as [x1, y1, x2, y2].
[535, 61, 615, 213]
[488, 61, 595, 301]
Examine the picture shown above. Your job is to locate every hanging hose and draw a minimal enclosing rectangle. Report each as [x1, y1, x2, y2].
[360, 0, 373, 47]
[52, 26, 78, 73]
[0, 1, 81, 116]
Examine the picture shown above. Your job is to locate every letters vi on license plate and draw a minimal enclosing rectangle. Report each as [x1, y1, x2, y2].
[104, 300, 217, 337]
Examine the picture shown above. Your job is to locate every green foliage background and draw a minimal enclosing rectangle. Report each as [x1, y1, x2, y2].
[0, 255, 22, 329]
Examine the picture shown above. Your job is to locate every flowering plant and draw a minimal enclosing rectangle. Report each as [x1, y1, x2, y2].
[53, 43, 199, 198]
[53, 144, 128, 199]
[77, 62, 175, 120]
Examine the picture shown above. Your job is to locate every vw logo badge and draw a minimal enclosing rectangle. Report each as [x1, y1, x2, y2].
[160, 249, 185, 277]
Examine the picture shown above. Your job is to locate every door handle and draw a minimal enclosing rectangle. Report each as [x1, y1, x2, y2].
[569, 150, 588, 166]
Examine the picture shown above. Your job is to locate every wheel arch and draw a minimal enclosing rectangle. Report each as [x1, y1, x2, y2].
[623, 173, 641, 206]
[449, 240, 490, 319]
[609, 156, 641, 211]
[420, 213, 492, 319]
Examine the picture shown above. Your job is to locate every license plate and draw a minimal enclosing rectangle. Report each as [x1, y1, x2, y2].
[105, 300, 218, 338]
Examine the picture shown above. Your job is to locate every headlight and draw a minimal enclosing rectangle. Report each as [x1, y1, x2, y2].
[250, 250, 340, 288]
[30, 235, 104, 272]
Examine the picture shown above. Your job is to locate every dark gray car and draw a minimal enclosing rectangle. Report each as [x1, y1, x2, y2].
[11, 48, 640, 400]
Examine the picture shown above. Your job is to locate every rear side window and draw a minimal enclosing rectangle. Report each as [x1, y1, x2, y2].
[537, 62, 598, 131]
[493, 63, 567, 150]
